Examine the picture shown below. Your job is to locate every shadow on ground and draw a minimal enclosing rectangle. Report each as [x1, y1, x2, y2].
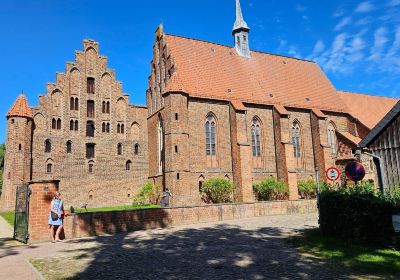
[58, 224, 353, 280]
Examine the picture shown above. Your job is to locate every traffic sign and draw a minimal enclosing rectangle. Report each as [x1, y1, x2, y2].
[345, 162, 365, 182]
[325, 167, 341, 181]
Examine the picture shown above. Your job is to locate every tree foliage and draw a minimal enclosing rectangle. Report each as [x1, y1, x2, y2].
[253, 177, 289, 201]
[297, 179, 317, 199]
[132, 182, 162, 206]
[201, 178, 233, 204]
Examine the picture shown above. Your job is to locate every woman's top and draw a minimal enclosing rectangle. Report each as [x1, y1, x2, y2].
[48, 199, 63, 226]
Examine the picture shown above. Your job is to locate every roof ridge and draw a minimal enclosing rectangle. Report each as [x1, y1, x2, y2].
[164, 33, 315, 63]
[338, 90, 399, 100]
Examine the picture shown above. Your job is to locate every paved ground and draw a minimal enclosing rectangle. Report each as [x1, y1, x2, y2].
[0, 216, 13, 239]
[0, 213, 382, 280]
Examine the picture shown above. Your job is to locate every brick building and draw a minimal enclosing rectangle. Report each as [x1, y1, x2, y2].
[0, 40, 148, 211]
[0, 0, 398, 210]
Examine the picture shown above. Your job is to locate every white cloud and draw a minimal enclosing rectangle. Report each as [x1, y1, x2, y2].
[355, 17, 372, 26]
[355, 1, 374, 13]
[334, 17, 352, 31]
[388, 0, 400, 7]
[333, 8, 345, 18]
[388, 26, 400, 56]
[369, 27, 389, 61]
[312, 40, 325, 54]
[295, 4, 307, 12]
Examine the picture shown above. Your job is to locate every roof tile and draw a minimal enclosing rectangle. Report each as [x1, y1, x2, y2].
[7, 95, 32, 118]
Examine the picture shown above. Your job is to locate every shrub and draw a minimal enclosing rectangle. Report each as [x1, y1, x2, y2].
[253, 177, 289, 201]
[319, 187, 395, 244]
[297, 179, 317, 199]
[201, 178, 233, 204]
[133, 182, 162, 206]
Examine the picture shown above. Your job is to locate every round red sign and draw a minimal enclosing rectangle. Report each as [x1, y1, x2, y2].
[325, 167, 341, 181]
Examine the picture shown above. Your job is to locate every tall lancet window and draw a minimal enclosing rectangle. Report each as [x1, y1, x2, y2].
[251, 117, 262, 168]
[292, 121, 302, 168]
[327, 122, 337, 155]
[158, 117, 163, 174]
[205, 113, 217, 167]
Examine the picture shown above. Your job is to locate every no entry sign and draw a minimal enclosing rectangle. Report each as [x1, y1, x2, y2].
[325, 167, 341, 182]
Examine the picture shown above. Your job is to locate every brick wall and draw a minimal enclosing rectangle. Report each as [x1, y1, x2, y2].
[28, 179, 317, 242]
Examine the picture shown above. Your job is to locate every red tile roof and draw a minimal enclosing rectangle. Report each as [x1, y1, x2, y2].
[338, 91, 398, 129]
[164, 34, 348, 113]
[337, 131, 362, 145]
[7, 95, 32, 118]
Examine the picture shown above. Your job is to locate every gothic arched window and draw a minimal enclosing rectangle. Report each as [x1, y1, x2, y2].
[47, 163, 53, 174]
[70, 120, 74, 131]
[134, 143, 139, 155]
[52, 118, 56, 129]
[57, 119, 61, 130]
[327, 122, 337, 154]
[74, 98, 79, 110]
[74, 120, 79, 131]
[117, 143, 123, 155]
[70, 97, 74, 110]
[158, 117, 163, 173]
[205, 113, 217, 167]
[292, 121, 301, 158]
[106, 102, 110, 113]
[251, 118, 262, 157]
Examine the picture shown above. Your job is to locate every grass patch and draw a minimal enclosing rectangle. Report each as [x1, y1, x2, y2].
[0, 211, 14, 227]
[289, 228, 400, 276]
[73, 204, 160, 214]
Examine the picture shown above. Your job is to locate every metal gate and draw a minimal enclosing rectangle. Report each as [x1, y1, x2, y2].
[14, 184, 30, 243]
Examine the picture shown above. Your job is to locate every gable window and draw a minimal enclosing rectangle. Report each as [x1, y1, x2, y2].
[86, 121, 95, 137]
[66, 141, 72, 154]
[126, 160, 131, 171]
[87, 77, 95, 94]
[327, 122, 337, 154]
[46, 163, 53, 174]
[86, 143, 95, 159]
[117, 143, 123, 155]
[205, 113, 217, 167]
[88, 161, 94, 173]
[45, 140, 51, 153]
[87, 100, 95, 118]
[70, 97, 75, 110]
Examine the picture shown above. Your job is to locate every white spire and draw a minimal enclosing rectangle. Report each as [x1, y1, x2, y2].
[233, 0, 249, 32]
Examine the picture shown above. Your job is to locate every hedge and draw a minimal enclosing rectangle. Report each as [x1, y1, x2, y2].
[253, 177, 289, 201]
[319, 186, 396, 244]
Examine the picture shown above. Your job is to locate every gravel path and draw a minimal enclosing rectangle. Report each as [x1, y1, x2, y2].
[0, 213, 375, 279]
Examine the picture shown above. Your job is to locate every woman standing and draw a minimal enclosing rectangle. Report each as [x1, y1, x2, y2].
[48, 191, 64, 242]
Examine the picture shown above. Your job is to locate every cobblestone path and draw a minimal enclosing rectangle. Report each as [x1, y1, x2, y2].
[0, 214, 378, 279]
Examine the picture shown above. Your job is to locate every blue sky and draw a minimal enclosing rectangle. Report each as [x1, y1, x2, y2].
[0, 0, 399, 143]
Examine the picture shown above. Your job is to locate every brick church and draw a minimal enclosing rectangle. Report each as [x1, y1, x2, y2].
[1, 0, 398, 210]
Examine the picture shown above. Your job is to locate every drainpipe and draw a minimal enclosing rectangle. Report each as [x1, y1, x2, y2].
[357, 148, 386, 193]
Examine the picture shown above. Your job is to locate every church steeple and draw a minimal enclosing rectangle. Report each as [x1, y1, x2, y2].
[232, 0, 251, 58]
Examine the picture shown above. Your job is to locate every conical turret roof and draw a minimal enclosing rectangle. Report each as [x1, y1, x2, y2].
[7, 95, 33, 118]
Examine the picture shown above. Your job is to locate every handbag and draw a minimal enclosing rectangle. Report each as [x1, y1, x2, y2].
[51, 212, 58, 221]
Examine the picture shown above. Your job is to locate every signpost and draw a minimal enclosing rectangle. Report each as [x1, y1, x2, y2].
[325, 167, 341, 182]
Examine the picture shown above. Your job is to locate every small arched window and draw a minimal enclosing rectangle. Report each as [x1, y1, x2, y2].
[292, 121, 302, 168]
[121, 124, 125, 134]
[102, 123, 106, 133]
[74, 120, 79, 131]
[126, 160, 131, 171]
[327, 122, 337, 154]
[134, 143, 139, 155]
[66, 141, 72, 154]
[52, 118, 56, 129]
[57, 119, 61, 130]
[70, 120, 74, 131]
[45, 140, 51, 153]
[106, 102, 110, 113]
[117, 124, 121, 133]
[86, 121, 95, 137]
[117, 143, 123, 155]
[106, 123, 110, 133]
[102, 101, 106, 113]
[47, 163, 53, 173]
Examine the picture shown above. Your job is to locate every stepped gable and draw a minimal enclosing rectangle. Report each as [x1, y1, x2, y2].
[7, 95, 32, 118]
[163, 34, 347, 113]
[338, 90, 399, 129]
